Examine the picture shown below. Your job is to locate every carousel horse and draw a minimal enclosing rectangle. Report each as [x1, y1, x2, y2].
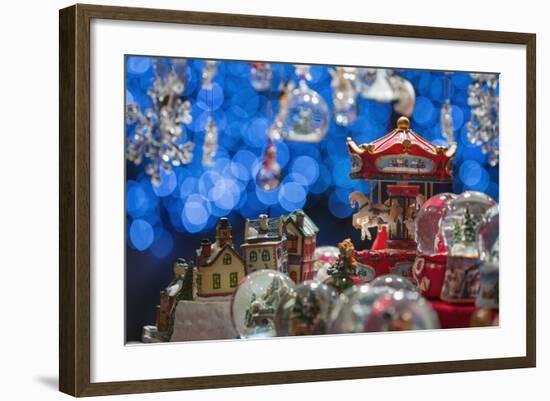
[349, 191, 395, 240]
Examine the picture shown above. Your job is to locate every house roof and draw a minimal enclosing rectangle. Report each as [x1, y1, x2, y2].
[196, 243, 244, 268]
[285, 210, 319, 238]
[244, 215, 285, 244]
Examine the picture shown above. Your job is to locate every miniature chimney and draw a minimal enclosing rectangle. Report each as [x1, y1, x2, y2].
[216, 218, 233, 247]
[296, 210, 305, 228]
[259, 214, 269, 231]
[200, 239, 212, 258]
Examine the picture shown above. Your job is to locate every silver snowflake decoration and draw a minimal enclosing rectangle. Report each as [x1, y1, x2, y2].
[466, 73, 499, 166]
[126, 58, 194, 186]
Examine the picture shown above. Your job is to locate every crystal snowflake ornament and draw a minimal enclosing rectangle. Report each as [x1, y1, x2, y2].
[466, 73, 500, 166]
[126, 58, 194, 186]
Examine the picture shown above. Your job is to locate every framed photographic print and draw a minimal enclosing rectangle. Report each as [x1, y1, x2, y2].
[59, 3, 536, 397]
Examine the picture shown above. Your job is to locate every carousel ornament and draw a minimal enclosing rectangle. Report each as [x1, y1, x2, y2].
[330, 67, 358, 126]
[279, 65, 329, 143]
[202, 117, 218, 166]
[255, 138, 281, 191]
[126, 58, 194, 186]
[249, 63, 273, 92]
[466, 73, 500, 166]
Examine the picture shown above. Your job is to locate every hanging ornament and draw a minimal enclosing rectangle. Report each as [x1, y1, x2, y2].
[390, 74, 416, 117]
[466, 73, 500, 166]
[439, 73, 455, 143]
[201, 60, 217, 89]
[249, 63, 273, 92]
[202, 117, 218, 166]
[355, 68, 377, 97]
[360, 68, 398, 103]
[126, 58, 194, 186]
[330, 67, 358, 126]
[278, 65, 329, 143]
[255, 139, 281, 191]
[268, 81, 294, 141]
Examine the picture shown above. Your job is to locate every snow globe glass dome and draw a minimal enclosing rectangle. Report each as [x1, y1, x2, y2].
[230, 270, 295, 338]
[440, 191, 496, 258]
[274, 280, 337, 336]
[280, 80, 330, 143]
[415, 193, 457, 255]
[364, 289, 440, 332]
[328, 284, 395, 334]
[477, 204, 500, 309]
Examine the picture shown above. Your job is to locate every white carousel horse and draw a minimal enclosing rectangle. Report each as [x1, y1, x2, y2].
[349, 191, 393, 240]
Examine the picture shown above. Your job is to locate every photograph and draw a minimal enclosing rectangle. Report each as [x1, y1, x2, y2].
[124, 56, 500, 344]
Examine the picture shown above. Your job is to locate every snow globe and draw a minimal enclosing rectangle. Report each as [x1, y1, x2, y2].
[274, 281, 337, 336]
[370, 274, 416, 292]
[231, 270, 295, 338]
[476, 204, 499, 309]
[364, 289, 440, 331]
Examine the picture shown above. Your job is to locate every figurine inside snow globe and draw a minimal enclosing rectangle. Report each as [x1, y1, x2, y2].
[440, 191, 496, 258]
[275, 281, 337, 336]
[231, 270, 295, 338]
[476, 204, 499, 309]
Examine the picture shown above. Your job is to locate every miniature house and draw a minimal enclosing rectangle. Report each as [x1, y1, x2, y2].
[284, 210, 319, 283]
[195, 218, 246, 297]
[241, 214, 288, 274]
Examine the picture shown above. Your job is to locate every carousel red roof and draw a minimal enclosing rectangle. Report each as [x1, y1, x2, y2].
[346, 117, 456, 182]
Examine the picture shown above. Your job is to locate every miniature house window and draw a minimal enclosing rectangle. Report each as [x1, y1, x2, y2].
[250, 251, 257, 262]
[196, 275, 202, 290]
[287, 238, 297, 253]
[213, 273, 221, 289]
[230, 272, 238, 288]
[223, 253, 232, 265]
[262, 250, 270, 261]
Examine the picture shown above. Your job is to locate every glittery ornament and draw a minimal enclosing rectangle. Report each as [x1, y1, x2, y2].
[250, 63, 273, 92]
[126, 58, 194, 186]
[231, 270, 295, 338]
[364, 289, 440, 331]
[255, 139, 281, 191]
[275, 281, 337, 336]
[466, 73, 499, 166]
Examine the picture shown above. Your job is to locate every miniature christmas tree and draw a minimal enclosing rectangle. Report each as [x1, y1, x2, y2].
[326, 239, 357, 293]
[452, 220, 463, 244]
[462, 209, 477, 243]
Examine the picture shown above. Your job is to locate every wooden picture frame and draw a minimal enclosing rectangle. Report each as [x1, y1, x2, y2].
[59, 3, 536, 397]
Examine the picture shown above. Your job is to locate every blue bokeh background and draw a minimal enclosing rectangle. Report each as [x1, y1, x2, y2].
[125, 56, 499, 341]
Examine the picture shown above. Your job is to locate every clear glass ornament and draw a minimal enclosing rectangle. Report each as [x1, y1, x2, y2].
[355, 68, 377, 97]
[280, 80, 329, 143]
[255, 140, 281, 191]
[201, 60, 217, 89]
[415, 193, 457, 255]
[274, 281, 337, 336]
[477, 205, 499, 309]
[440, 191, 496, 258]
[364, 289, 440, 331]
[328, 284, 395, 334]
[202, 117, 218, 166]
[231, 270, 295, 338]
[331, 67, 357, 126]
[370, 274, 416, 292]
[250, 63, 273, 92]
